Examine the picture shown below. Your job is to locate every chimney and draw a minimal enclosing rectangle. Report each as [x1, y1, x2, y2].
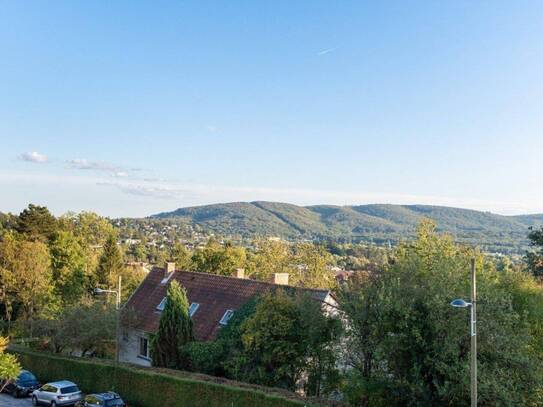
[161, 262, 176, 284]
[272, 273, 289, 286]
[235, 268, 245, 279]
[166, 262, 176, 274]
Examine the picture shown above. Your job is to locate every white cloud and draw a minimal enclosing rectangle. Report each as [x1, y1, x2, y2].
[19, 151, 48, 163]
[112, 171, 129, 178]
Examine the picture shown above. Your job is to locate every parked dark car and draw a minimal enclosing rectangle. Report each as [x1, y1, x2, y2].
[76, 392, 126, 407]
[1, 369, 40, 398]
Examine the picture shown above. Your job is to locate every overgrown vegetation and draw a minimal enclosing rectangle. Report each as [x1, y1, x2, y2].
[337, 221, 543, 406]
[182, 291, 342, 397]
[0, 205, 145, 356]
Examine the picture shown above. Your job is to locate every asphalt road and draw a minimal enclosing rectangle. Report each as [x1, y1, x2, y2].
[0, 393, 33, 406]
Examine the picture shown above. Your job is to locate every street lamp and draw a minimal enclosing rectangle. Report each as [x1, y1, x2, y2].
[94, 276, 122, 364]
[450, 258, 477, 407]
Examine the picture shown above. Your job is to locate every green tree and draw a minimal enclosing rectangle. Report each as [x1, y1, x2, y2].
[0, 232, 18, 323]
[0, 239, 55, 335]
[151, 280, 193, 369]
[34, 298, 116, 356]
[246, 239, 292, 280]
[526, 226, 543, 278]
[16, 204, 57, 242]
[298, 294, 342, 397]
[130, 242, 147, 262]
[339, 221, 543, 406]
[192, 239, 246, 276]
[0, 336, 21, 392]
[61, 211, 115, 278]
[291, 243, 335, 289]
[95, 234, 123, 288]
[170, 242, 193, 270]
[49, 231, 87, 304]
[233, 291, 306, 389]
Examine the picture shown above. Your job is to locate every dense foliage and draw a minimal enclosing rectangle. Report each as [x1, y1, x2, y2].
[526, 226, 543, 277]
[0, 336, 20, 392]
[184, 291, 341, 396]
[337, 222, 543, 406]
[0, 205, 145, 356]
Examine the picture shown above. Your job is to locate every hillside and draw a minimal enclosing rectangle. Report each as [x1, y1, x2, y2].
[152, 202, 543, 254]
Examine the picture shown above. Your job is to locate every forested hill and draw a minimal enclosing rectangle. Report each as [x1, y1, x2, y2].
[152, 201, 543, 254]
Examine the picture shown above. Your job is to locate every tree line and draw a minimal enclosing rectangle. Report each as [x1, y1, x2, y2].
[150, 221, 543, 405]
[0, 204, 145, 355]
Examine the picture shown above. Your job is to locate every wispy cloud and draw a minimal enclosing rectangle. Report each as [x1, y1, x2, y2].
[67, 158, 119, 171]
[97, 181, 193, 200]
[112, 171, 129, 178]
[1, 170, 541, 216]
[317, 47, 336, 56]
[18, 151, 48, 163]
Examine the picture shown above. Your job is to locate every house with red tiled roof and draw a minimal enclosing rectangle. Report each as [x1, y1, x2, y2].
[119, 262, 335, 367]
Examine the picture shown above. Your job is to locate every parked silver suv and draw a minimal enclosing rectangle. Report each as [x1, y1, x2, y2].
[32, 380, 83, 406]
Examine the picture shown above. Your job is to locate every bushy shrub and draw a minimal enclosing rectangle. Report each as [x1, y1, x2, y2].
[183, 341, 225, 376]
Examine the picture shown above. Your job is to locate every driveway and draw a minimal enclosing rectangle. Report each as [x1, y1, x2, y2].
[0, 393, 33, 406]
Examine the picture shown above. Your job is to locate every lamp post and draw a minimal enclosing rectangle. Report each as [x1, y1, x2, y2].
[94, 276, 122, 364]
[450, 258, 476, 407]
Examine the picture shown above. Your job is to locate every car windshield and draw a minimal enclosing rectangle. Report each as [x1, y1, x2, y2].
[105, 399, 125, 406]
[60, 385, 79, 394]
[18, 372, 37, 383]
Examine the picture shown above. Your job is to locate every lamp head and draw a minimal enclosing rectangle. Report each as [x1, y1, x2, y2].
[450, 298, 471, 308]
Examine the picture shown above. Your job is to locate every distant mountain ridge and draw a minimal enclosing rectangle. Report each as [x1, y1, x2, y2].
[152, 201, 543, 253]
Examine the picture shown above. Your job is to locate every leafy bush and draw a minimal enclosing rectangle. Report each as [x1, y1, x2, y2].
[11, 347, 313, 407]
[183, 341, 225, 376]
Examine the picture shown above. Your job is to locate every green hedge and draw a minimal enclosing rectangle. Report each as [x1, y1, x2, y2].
[11, 348, 311, 407]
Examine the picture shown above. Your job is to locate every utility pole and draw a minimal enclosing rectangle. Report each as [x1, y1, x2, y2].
[116, 275, 122, 364]
[470, 258, 477, 407]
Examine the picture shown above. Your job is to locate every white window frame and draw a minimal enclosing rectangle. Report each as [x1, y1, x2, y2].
[219, 309, 234, 326]
[156, 297, 167, 311]
[138, 336, 150, 359]
[188, 302, 200, 317]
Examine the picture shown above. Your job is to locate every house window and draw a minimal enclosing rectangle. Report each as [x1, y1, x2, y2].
[189, 302, 199, 317]
[219, 309, 234, 326]
[156, 297, 167, 311]
[138, 336, 150, 359]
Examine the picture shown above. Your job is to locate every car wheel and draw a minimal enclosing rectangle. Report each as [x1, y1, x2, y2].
[13, 389, 20, 398]
[32, 396, 39, 406]
[51, 401, 57, 407]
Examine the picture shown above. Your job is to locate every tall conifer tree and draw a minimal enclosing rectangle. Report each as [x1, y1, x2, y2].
[151, 280, 193, 369]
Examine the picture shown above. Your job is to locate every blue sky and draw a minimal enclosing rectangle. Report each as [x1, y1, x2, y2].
[1, 1, 542, 217]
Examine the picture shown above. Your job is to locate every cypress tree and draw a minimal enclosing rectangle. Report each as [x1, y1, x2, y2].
[151, 280, 193, 369]
[96, 233, 123, 287]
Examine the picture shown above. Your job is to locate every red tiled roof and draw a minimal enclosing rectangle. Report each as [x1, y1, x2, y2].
[124, 267, 330, 341]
